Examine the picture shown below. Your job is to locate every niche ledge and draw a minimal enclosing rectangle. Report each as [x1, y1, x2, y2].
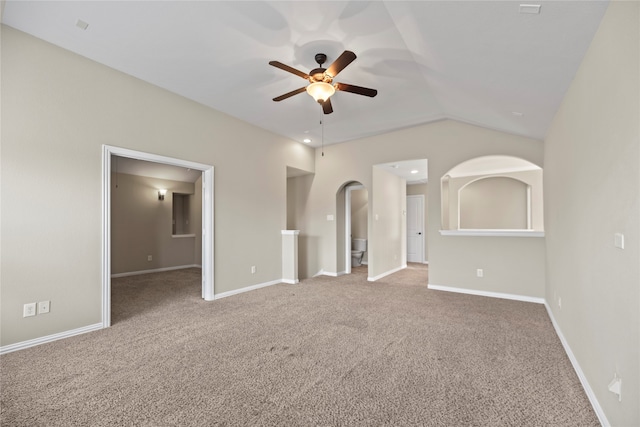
[439, 229, 545, 237]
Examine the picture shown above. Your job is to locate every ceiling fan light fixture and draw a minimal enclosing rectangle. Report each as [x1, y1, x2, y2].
[306, 82, 335, 103]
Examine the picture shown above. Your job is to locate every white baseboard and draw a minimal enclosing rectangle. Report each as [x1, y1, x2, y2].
[368, 264, 407, 282]
[427, 284, 607, 425]
[319, 271, 346, 277]
[111, 264, 201, 278]
[214, 279, 282, 300]
[281, 279, 299, 284]
[544, 303, 609, 427]
[0, 323, 103, 355]
[427, 284, 545, 304]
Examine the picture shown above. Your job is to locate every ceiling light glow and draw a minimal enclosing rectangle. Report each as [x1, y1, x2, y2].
[410, 170, 419, 174]
[306, 82, 335, 103]
[303, 138, 311, 143]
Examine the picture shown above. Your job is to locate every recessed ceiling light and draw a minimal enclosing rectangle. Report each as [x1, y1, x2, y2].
[303, 138, 311, 143]
[410, 170, 419, 174]
[512, 111, 524, 117]
[519, 4, 541, 14]
[76, 19, 89, 30]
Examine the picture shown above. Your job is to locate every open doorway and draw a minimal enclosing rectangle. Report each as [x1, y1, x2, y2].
[101, 145, 214, 328]
[376, 159, 429, 266]
[344, 183, 368, 275]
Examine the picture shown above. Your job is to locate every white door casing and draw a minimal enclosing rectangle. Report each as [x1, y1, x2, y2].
[102, 145, 215, 328]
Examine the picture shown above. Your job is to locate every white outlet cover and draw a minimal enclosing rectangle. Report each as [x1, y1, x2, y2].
[614, 233, 625, 249]
[38, 300, 50, 314]
[326, 214, 334, 221]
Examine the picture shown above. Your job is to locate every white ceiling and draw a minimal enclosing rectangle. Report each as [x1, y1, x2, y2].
[377, 159, 428, 184]
[2, 1, 609, 147]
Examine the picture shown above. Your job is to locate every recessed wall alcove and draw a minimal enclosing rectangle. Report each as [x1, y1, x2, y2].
[440, 155, 544, 237]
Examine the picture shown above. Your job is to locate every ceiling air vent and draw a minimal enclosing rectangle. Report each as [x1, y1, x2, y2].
[519, 4, 541, 14]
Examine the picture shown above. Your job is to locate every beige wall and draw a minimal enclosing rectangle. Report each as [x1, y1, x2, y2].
[370, 167, 406, 277]
[407, 183, 428, 261]
[460, 177, 528, 229]
[286, 174, 315, 275]
[350, 188, 368, 239]
[111, 172, 198, 275]
[192, 176, 203, 265]
[0, 26, 314, 346]
[445, 168, 543, 231]
[294, 119, 545, 299]
[544, 2, 639, 425]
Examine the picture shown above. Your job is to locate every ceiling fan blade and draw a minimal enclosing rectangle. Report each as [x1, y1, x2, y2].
[269, 61, 309, 79]
[335, 82, 378, 97]
[326, 50, 356, 78]
[273, 87, 307, 102]
[321, 98, 333, 114]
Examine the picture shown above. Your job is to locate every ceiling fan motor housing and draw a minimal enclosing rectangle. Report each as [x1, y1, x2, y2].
[310, 53, 331, 82]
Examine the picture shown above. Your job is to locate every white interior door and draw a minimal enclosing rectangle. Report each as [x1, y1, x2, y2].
[406, 195, 424, 263]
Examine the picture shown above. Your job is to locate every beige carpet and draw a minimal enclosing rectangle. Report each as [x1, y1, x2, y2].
[1, 264, 598, 426]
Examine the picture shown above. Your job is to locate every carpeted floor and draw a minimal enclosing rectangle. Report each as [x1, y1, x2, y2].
[1, 264, 598, 426]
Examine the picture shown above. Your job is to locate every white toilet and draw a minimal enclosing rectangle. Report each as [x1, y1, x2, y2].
[351, 238, 367, 267]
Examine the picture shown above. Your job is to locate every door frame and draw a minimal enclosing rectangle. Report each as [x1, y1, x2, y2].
[101, 145, 215, 328]
[406, 194, 425, 263]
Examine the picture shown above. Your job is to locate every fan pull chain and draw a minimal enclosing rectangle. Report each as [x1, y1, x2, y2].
[320, 109, 324, 157]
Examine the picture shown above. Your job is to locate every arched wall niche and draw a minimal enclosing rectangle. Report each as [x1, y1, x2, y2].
[441, 155, 544, 235]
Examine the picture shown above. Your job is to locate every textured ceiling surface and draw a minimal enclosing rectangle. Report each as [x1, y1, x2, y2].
[2, 1, 609, 147]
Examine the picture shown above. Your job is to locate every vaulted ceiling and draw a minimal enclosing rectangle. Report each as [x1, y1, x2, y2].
[2, 1, 609, 147]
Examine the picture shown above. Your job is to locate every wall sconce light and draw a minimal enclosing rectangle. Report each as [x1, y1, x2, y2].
[158, 189, 167, 201]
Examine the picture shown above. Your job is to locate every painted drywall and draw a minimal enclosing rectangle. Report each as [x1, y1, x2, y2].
[459, 177, 528, 229]
[350, 187, 368, 265]
[191, 176, 203, 266]
[407, 183, 428, 262]
[445, 168, 543, 231]
[286, 173, 315, 276]
[371, 167, 406, 277]
[350, 188, 368, 239]
[544, 2, 639, 425]
[0, 26, 314, 346]
[111, 173, 198, 275]
[294, 119, 545, 299]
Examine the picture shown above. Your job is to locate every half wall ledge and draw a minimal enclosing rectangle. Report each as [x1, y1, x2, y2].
[439, 230, 545, 237]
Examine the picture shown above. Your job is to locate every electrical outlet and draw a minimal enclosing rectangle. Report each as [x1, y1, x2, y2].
[38, 300, 50, 314]
[251, 266, 256, 274]
[558, 297, 562, 309]
[608, 374, 622, 401]
[147, 255, 152, 261]
[23, 303, 36, 318]
[476, 269, 484, 278]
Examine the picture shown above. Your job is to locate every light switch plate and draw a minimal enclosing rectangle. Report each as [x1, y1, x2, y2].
[23, 303, 36, 317]
[614, 233, 624, 249]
